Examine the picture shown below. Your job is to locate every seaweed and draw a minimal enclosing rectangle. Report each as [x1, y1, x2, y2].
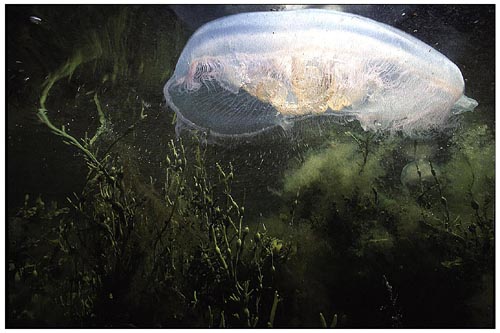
[10, 92, 288, 327]
[277, 124, 494, 327]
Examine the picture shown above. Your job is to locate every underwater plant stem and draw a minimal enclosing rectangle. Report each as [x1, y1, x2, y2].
[36, 51, 117, 184]
[360, 137, 371, 175]
[38, 107, 100, 167]
[267, 290, 280, 328]
[90, 93, 107, 146]
[414, 161, 425, 195]
[420, 220, 466, 245]
[211, 226, 229, 273]
[221, 225, 236, 278]
[346, 131, 372, 174]
[150, 186, 179, 277]
[219, 310, 226, 328]
[330, 314, 338, 328]
[290, 190, 300, 226]
[429, 161, 450, 227]
[462, 147, 476, 196]
[319, 312, 327, 328]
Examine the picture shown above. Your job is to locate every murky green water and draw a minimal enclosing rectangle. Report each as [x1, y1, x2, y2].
[7, 5, 494, 328]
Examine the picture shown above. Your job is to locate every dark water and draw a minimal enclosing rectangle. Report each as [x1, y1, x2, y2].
[7, 5, 495, 328]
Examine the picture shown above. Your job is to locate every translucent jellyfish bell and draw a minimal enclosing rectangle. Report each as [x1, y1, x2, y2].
[164, 9, 478, 138]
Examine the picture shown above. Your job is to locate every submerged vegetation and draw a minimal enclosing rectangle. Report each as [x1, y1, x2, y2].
[10, 19, 287, 324]
[7, 5, 494, 328]
[8, 134, 288, 327]
[277, 125, 494, 327]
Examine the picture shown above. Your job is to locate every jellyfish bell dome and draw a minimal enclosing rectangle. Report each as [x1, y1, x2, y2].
[164, 9, 478, 140]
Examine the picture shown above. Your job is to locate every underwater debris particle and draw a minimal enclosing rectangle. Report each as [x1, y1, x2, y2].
[29, 16, 42, 24]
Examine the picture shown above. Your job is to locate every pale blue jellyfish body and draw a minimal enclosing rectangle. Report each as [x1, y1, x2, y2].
[164, 9, 478, 137]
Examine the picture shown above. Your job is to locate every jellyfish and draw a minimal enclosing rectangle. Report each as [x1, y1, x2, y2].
[164, 9, 478, 138]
